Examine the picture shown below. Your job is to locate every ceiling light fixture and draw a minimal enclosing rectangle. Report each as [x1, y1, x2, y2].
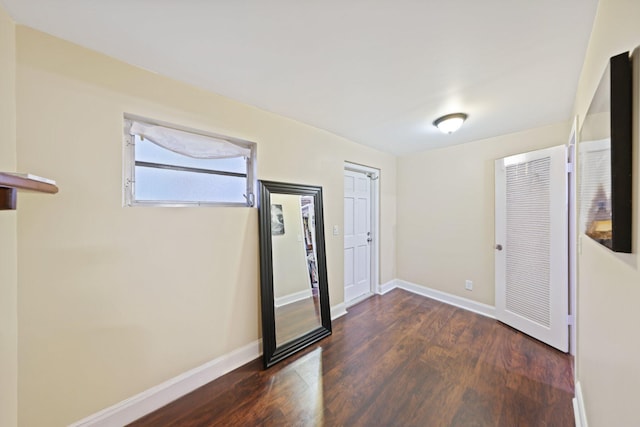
[433, 113, 468, 134]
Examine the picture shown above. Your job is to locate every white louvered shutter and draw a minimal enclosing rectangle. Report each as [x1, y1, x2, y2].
[495, 145, 569, 352]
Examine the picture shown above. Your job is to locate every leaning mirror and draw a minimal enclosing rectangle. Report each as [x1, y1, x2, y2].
[258, 180, 332, 368]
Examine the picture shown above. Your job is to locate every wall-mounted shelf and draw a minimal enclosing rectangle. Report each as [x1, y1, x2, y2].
[0, 172, 58, 210]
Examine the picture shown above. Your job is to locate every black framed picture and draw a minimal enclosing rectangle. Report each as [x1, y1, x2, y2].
[270, 204, 285, 235]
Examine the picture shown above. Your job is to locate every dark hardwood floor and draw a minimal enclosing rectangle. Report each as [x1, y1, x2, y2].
[129, 289, 574, 426]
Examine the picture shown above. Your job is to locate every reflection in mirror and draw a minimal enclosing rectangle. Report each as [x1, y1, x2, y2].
[579, 51, 632, 252]
[258, 181, 331, 368]
[271, 194, 321, 346]
[580, 61, 612, 247]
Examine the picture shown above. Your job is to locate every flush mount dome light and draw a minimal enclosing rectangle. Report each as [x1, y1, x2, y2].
[433, 113, 468, 134]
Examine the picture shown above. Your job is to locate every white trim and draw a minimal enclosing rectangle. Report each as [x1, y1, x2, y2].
[568, 116, 578, 357]
[69, 340, 261, 427]
[344, 161, 380, 302]
[377, 279, 398, 295]
[395, 279, 496, 319]
[345, 292, 374, 308]
[122, 114, 257, 208]
[274, 289, 313, 307]
[573, 382, 588, 427]
[72, 301, 349, 426]
[331, 302, 348, 320]
[70, 283, 497, 426]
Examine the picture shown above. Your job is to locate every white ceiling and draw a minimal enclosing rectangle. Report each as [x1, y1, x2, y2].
[1, 0, 599, 155]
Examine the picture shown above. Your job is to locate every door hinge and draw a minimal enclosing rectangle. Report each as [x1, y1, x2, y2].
[567, 314, 575, 326]
[566, 162, 574, 173]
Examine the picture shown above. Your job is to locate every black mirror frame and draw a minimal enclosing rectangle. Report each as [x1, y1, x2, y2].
[609, 51, 632, 253]
[258, 180, 332, 368]
[581, 51, 633, 253]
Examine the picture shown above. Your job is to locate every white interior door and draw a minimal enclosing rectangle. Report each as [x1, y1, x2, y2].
[344, 169, 371, 303]
[495, 145, 569, 352]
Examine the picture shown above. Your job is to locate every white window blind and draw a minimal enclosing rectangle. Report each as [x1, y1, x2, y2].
[129, 122, 250, 159]
[124, 116, 256, 207]
[505, 157, 551, 328]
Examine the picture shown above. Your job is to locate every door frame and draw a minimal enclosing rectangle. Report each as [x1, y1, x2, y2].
[568, 117, 578, 356]
[344, 161, 380, 303]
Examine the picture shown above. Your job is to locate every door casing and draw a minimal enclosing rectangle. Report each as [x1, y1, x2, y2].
[344, 162, 380, 306]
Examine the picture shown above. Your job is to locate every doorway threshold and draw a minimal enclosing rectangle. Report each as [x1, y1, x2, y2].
[346, 292, 374, 308]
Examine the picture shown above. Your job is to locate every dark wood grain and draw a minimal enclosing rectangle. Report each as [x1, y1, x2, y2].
[0, 172, 58, 193]
[129, 289, 574, 427]
[0, 187, 16, 210]
[0, 172, 58, 210]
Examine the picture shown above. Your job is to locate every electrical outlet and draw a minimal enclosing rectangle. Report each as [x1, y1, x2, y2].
[465, 280, 473, 291]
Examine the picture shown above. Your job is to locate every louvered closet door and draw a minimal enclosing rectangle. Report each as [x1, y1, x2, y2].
[495, 145, 568, 352]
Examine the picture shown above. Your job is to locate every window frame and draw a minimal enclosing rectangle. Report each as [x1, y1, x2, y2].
[123, 114, 257, 208]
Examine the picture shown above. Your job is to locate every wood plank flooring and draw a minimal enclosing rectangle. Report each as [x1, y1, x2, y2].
[129, 289, 574, 426]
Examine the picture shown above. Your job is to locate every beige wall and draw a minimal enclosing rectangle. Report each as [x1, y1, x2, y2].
[396, 122, 569, 305]
[573, 0, 640, 425]
[0, 6, 18, 427]
[271, 194, 311, 299]
[14, 27, 396, 426]
[19, 2, 640, 425]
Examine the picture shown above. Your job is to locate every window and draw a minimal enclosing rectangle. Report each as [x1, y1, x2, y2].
[124, 115, 256, 207]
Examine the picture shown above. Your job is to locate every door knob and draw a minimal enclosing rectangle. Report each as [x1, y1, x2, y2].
[495, 244, 503, 251]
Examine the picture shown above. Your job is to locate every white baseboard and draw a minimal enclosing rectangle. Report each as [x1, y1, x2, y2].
[331, 302, 347, 320]
[70, 280, 494, 426]
[377, 279, 398, 295]
[573, 381, 588, 427]
[274, 289, 312, 307]
[345, 292, 375, 308]
[69, 339, 262, 427]
[394, 279, 496, 319]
